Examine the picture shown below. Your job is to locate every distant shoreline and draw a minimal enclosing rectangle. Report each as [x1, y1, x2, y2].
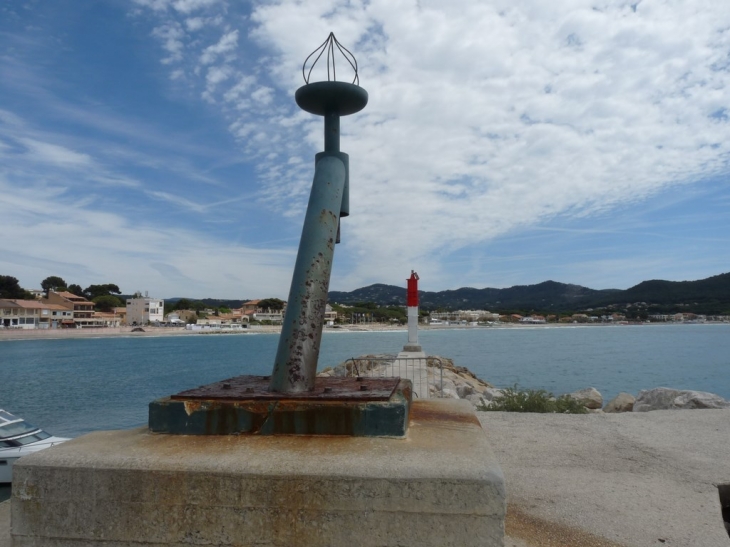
[0, 320, 727, 342]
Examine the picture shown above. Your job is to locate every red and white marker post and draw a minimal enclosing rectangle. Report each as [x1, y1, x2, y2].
[405, 271, 422, 352]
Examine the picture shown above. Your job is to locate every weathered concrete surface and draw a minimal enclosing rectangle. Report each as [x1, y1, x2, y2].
[480, 410, 730, 547]
[11, 399, 505, 547]
[0, 501, 9, 547]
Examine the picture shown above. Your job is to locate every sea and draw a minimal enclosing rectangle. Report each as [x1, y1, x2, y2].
[1, 323, 729, 439]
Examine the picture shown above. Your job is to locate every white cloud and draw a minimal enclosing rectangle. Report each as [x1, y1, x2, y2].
[151, 22, 186, 64]
[132, 1, 730, 289]
[250, 86, 273, 105]
[0, 177, 294, 298]
[132, 0, 170, 12]
[18, 137, 92, 167]
[172, 0, 221, 15]
[200, 30, 239, 65]
[147, 190, 207, 213]
[185, 17, 205, 31]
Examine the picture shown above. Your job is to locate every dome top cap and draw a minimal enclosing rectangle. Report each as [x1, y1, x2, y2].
[302, 32, 360, 86]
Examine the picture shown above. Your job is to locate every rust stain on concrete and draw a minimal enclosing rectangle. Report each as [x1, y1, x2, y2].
[507, 504, 629, 547]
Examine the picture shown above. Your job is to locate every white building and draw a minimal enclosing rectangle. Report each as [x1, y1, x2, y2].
[126, 292, 164, 325]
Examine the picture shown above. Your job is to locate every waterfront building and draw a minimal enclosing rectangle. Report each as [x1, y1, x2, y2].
[430, 310, 499, 323]
[45, 291, 99, 328]
[196, 313, 247, 328]
[112, 307, 127, 325]
[92, 311, 122, 327]
[47, 304, 74, 328]
[241, 299, 287, 324]
[252, 311, 284, 323]
[126, 292, 164, 325]
[1, 299, 49, 329]
[324, 304, 337, 325]
[241, 300, 261, 315]
[520, 315, 546, 324]
[164, 309, 198, 324]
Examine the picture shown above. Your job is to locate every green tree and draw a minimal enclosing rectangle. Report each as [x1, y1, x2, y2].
[258, 298, 285, 311]
[41, 276, 67, 295]
[353, 301, 378, 310]
[84, 284, 121, 300]
[0, 276, 33, 299]
[174, 298, 191, 311]
[190, 301, 207, 312]
[92, 295, 124, 312]
[67, 284, 85, 297]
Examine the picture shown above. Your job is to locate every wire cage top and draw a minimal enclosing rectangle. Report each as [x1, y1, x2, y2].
[302, 32, 360, 85]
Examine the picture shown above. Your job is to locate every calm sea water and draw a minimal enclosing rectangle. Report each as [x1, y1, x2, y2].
[1, 324, 728, 438]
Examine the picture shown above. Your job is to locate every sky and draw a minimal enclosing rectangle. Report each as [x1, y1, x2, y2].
[1, 0, 729, 300]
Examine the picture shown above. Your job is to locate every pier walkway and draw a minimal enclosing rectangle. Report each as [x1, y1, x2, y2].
[3, 409, 729, 546]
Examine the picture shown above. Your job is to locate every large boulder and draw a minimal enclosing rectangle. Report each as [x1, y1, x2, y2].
[482, 387, 503, 401]
[633, 388, 682, 412]
[466, 393, 487, 408]
[673, 390, 730, 410]
[604, 392, 636, 413]
[456, 383, 476, 399]
[633, 388, 730, 411]
[568, 387, 603, 410]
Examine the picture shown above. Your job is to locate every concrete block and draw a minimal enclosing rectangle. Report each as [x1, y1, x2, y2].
[12, 399, 505, 547]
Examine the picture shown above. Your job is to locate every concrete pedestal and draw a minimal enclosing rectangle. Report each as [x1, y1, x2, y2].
[11, 400, 505, 547]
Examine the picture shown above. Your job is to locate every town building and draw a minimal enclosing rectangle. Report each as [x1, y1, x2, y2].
[92, 311, 122, 327]
[240, 299, 287, 324]
[1, 300, 48, 329]
[126, 292, 164, 325]
[324, 304, 337, 325]
[47, 304, 75, 328]
[45, 291, 99, 328]
[430, 310, 499, 323]
[196, 313, 247, 329]
[112, 307, 127, 325]
[164, 310, 198, 324]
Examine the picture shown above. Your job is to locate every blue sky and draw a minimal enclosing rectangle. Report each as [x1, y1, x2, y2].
[1, 0, 729, 299]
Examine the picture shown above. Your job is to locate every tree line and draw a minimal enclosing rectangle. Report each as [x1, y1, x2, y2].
[0, 275, 124, 312]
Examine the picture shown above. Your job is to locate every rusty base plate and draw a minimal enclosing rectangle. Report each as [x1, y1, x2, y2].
[149, 376, 412, 438]
[171, 375, 401, 402]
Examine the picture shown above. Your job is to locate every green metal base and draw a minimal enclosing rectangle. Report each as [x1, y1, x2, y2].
[149, 376, 412, 438]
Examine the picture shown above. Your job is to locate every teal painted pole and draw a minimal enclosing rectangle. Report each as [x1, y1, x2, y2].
[269, 154, 346, 392]
[324, 112, 340, 152]
[270, 34, 367, 394]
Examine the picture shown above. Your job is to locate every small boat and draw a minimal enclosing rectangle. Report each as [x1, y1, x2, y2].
[0, 409, 69, 483]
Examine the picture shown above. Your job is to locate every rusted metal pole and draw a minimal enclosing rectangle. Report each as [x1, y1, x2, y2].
[269, 154, 346, 392]
[270, 34, 367, 394]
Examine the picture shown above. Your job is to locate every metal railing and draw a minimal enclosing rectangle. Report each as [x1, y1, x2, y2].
[343, 356, 444, 399]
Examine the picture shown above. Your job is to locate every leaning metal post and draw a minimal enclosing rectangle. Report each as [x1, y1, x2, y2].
[269, 33, 368, 393]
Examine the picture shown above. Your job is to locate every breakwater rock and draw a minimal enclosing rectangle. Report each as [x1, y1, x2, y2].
[567, 387, 603, 409]
[319, 354, 501, 406]
[633, 387, 730, 411]
[319, 356, 730, 413]
[604, 392, 636, 413]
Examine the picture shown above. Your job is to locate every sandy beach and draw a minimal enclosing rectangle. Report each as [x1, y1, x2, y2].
[3, 320, 722, 343]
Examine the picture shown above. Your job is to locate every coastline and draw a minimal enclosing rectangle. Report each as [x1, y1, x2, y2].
[0, 320, 726, 342]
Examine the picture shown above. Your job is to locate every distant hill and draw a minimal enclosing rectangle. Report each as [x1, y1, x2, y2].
[328, 272, 730, 314]
[606, 272, 730, 313]
[329, 281, 616, 311]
